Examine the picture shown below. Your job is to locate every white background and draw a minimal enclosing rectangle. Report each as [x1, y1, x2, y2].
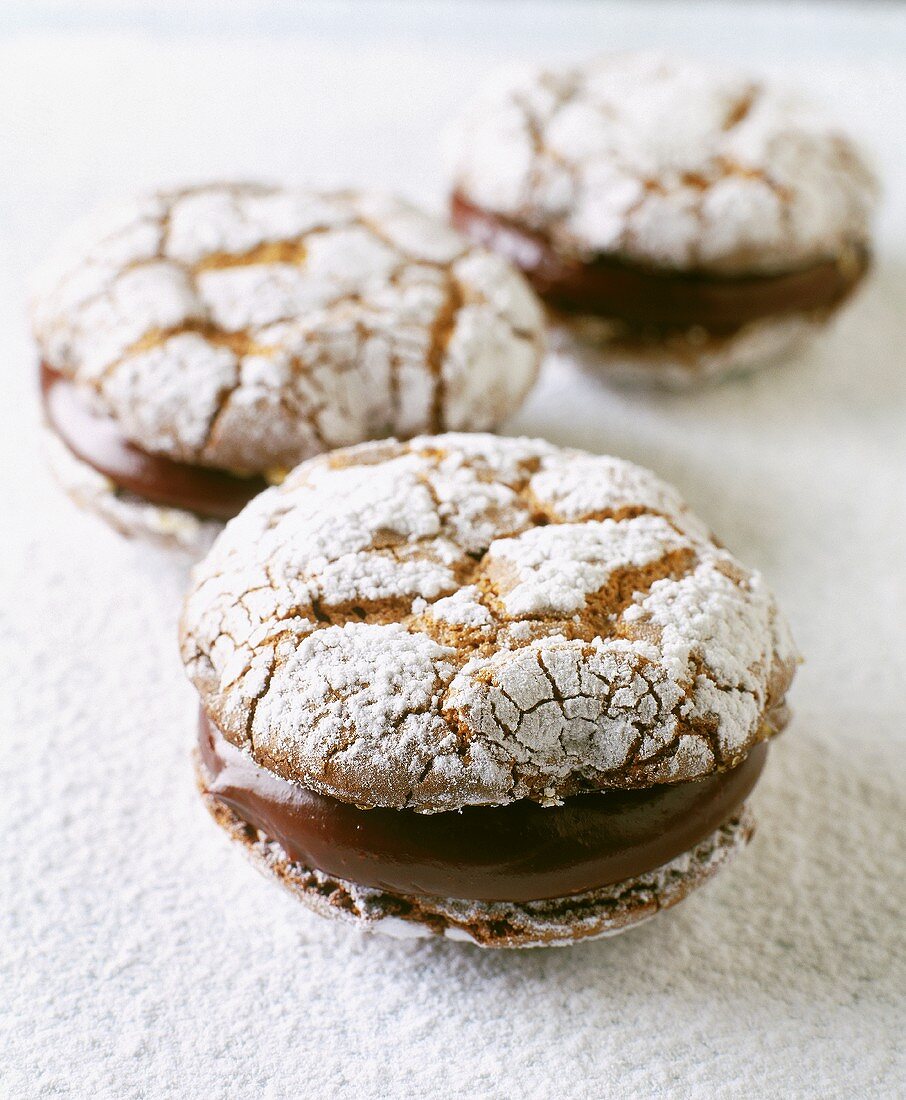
[1, 3, 904, 1097]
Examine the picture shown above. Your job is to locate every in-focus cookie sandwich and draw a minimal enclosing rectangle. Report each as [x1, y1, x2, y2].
[448, 53, 877, 386]
[31, 183, 544, 549]
[181, 434, 798, 947]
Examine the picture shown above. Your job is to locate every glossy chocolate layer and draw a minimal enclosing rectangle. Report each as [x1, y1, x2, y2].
[451, 192, 868, 334]
[199, 712, 767, 903]
[40, 363, 267, 521]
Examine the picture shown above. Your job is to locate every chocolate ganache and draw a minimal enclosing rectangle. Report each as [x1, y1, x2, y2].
[198, 712, 767, 903]
[451, 192, 868, 335]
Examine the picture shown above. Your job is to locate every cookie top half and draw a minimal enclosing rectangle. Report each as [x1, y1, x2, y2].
[448, 53, 877, 275]
[180, 434, 798, 812]
[31, 184, 544, 474]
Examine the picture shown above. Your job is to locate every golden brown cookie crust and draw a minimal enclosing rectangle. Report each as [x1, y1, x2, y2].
[181, 434, 798, 812]
[31, 183, 544, 475]
[448, 53, 877, 275]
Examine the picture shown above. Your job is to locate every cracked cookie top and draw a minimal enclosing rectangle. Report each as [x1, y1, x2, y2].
[180, 434, 798, 812]
[448, 52, 877, 275]
[30, 183, 544, 474]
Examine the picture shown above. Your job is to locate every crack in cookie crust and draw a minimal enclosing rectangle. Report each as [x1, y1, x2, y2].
[180, 434, 798, 812]
[31, 184, 545, 474]
[448, 52, 876, 275]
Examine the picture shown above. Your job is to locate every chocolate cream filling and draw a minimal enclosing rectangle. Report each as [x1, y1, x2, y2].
[198, 711, 767, 903]
[451, 192, 869, 335]
[40, 363, 268, 520]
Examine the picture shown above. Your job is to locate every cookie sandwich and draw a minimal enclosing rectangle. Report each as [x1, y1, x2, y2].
[449, 53, 876, 385]
[182, 434, 798, 947]
[31, 183, 544, 549]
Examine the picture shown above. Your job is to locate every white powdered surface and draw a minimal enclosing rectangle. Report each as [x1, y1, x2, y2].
[30, 185, 543, 471]
[181, 436, 795, 811]
[1, 9, 904, 1099]
[449, 52, 877, 272]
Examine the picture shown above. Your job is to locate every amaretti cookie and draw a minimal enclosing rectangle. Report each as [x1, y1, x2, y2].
[448, 53, 877, 386]
[181, 433, 798, 947]
[31, 183, 544, 549]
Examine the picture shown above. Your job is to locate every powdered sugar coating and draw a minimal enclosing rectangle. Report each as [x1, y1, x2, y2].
[180, 434, 797, 811]
[31, 184, 544, 472]
[449, 53, 877, 274]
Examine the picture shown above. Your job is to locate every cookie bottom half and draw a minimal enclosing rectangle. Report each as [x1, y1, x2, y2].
[45, 430, 221, 553]
[553, 311, 822, 389]
[196, 755, 756, 949]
